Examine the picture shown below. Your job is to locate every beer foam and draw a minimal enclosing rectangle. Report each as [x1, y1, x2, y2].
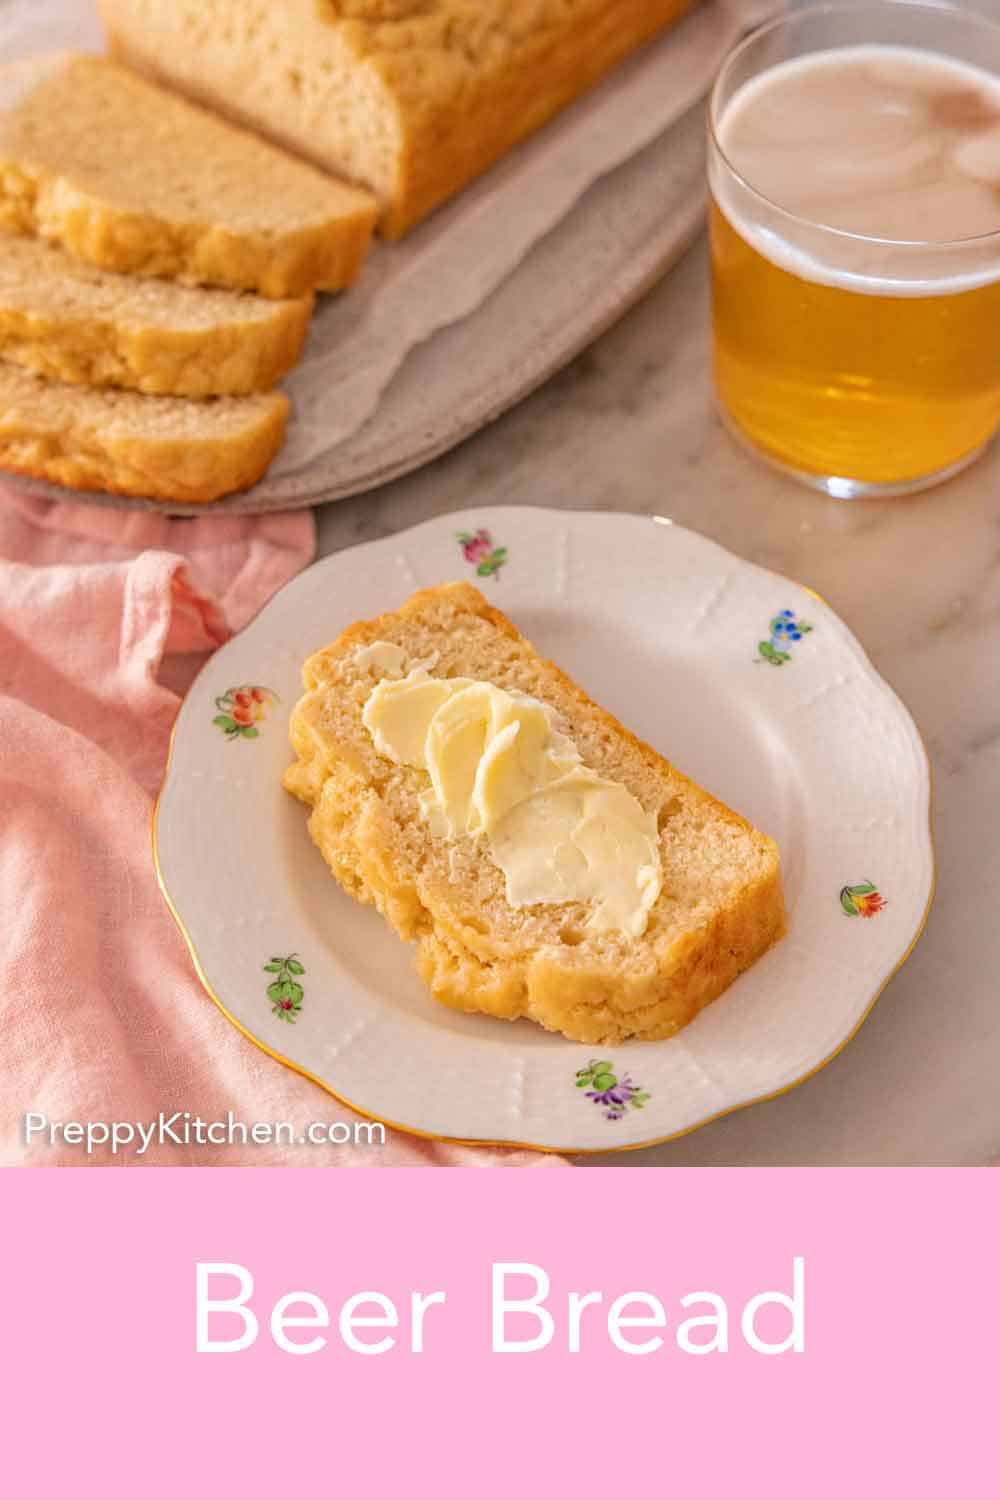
[714, 45, 1000, 296]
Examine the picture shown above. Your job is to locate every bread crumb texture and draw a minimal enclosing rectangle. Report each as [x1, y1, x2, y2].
[0, 231, 312, 396]
[99, 0, 694, 235]
[284, 582, 786, 1043]
[0, 52, 376, 295]
[0, 363, 288, 503]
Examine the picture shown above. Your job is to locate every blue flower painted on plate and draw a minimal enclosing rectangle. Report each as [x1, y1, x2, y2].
[757, 608, 813, 666]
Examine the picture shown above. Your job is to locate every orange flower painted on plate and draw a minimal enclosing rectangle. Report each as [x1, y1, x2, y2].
[213, 685, 278, 740]
[840, 881, 887, 918]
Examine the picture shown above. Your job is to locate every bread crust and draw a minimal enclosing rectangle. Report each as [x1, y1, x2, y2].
[0, 367, 289, 503]
[0, 235, 313, 397]
[284, 582, 786, 1043]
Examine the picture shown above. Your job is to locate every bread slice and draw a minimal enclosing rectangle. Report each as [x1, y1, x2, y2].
[283, 583, 785, 1044]
[0, 52, 377, 297]
[0, 363, 288, 503]
[99, 0, 696, 238]
[0, 232, 313, 398]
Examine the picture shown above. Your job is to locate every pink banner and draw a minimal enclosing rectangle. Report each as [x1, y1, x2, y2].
[4, 1168, 995, 1495]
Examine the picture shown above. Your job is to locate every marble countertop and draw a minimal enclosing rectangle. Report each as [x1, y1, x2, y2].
[316, 231, 1000, 1167]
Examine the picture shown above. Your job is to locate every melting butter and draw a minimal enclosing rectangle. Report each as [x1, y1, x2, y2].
[360, 647, 662, 937]
[352, 640, 411, 677]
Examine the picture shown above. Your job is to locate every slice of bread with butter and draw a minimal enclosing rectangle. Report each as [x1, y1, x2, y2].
[283, 583, 785, 1044]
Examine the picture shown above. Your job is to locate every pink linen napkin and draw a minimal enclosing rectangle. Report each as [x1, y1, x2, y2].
[0, 486, 565, 1168]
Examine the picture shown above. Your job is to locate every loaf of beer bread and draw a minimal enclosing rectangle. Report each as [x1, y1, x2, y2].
[98, 0, 697, 237]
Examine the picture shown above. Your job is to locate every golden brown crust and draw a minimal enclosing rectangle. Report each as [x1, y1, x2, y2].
[284, 582, 786, 1043]
[374, 0, 699, 237]
[0, 375, 289, 503]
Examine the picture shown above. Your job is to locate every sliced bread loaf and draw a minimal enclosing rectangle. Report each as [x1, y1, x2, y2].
[0, 363, 288, 503]
[0, 232, 313, 397]
[0, 52, 377, 297]
[99, 0, 695, 238]
[283, 583, 785, 1044]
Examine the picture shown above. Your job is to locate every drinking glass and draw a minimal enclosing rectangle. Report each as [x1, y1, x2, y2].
[709, 1, 1000, 497]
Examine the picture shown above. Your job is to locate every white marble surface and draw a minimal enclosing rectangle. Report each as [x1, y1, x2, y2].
[316, 232, 1000, 1167]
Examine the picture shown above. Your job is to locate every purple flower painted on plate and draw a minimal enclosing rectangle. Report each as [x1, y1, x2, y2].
[575, 1059, 651, 1121]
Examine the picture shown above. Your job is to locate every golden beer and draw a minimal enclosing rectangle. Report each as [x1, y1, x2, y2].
[709, 4, 1000, 496]
[711, 202, 1000, 487]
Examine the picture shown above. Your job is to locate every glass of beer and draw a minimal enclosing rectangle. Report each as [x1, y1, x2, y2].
[709, 1, 1000, 497]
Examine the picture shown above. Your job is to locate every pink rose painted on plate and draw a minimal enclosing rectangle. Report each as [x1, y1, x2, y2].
[457, 528, 507, 580]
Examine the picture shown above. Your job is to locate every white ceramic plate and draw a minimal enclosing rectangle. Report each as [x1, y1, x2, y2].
[155, 507, 933, 1152]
